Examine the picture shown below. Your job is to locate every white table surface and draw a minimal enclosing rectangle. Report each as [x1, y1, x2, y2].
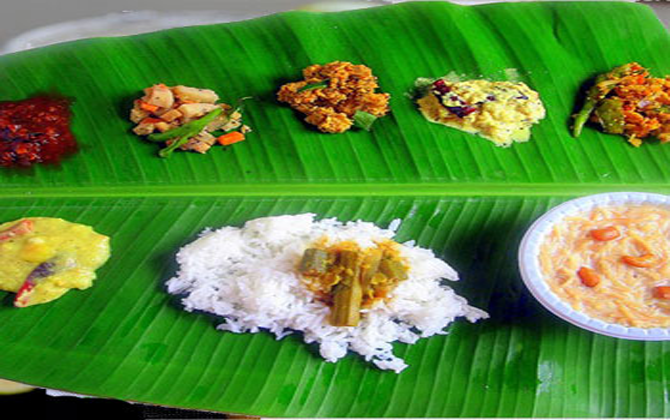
[0, 0, 667, 50]
[0, 0, 304, 47]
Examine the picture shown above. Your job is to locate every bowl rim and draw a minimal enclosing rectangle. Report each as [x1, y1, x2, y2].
[518, 191, 670, 340]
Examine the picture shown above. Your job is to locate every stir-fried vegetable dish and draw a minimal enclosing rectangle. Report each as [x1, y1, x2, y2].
[278, 61, 390, 133]
[130, 84, 251, 157]
[573, 62, 670, 147]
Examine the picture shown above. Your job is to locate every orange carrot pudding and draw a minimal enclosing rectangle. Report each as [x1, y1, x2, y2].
[539, 204, 670, 328]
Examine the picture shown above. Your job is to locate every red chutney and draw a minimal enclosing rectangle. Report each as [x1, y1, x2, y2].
[0, 95, 77, 167]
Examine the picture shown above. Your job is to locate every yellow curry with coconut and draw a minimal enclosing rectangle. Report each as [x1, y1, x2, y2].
[0, 217, 110, 307]
[417, 77, 545, 146]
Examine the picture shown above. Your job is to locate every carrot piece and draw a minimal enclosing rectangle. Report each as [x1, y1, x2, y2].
[590, 226, 620, 241]
[139, 101, 160, 113]
[140, 117, 163, 125]
[217, 131, 245, 146]
[654, 286, 670, 300]
[578, 267, 601, 287]
[622, 254, 658, 268]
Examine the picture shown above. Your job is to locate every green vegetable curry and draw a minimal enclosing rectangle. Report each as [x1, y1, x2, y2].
[299, 240, 408, 327]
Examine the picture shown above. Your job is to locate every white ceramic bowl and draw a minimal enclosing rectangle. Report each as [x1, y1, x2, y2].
[518, 192, 670, 340]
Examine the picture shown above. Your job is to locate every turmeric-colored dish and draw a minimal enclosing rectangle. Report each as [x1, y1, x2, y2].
[298, 239, 408, 327]
[539, 204, 670, 328]
[572, 62, 670, 147]
[0, 217, 110, 307]
[277, 61, 390, 133]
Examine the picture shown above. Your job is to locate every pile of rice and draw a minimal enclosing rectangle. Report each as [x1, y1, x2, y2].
[167, 214, 488, 373]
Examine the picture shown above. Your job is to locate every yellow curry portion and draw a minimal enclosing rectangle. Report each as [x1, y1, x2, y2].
[417, 78, 545, 147]
[0, 217, 110, 307]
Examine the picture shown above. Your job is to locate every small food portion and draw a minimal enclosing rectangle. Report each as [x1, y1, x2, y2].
[0, 217, 110, 307]
[130, 84, 251, 157]
[0, 96, 77, 167]
[539, 204, 670, 328]
[277, 61, 390, 133]
[590, 226, 620, 241]
[572, 62, 670, 147]
[167, 214, 487, 372]
[299, 241, 408, 327]
[416, 77, 546, 147]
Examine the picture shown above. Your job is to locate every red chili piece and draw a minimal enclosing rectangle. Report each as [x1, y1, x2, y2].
[0, 95, 77, 167]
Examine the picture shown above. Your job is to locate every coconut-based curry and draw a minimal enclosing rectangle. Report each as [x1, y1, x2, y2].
[417, 77, 545, 146]
[0, 217, 110, 307]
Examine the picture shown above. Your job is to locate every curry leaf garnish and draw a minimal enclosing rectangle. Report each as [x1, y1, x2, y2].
[231, 96, 252, 116]
[298, 80, 329, 92]
[353, 110, 378, 131]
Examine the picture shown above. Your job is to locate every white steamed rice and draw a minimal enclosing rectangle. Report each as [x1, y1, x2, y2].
[166, 214, 488, 373]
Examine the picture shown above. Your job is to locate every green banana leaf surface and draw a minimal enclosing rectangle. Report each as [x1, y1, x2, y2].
[0, 1, 669, 417]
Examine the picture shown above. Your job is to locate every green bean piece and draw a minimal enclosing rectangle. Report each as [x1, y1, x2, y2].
[353, 110, 378, 131]
[594, 98, 625, 134]
[298, 80, 329, 92]
[379, 256, 408, 283]
[207, 97, 253, 137]
[158, 134, 191, 158]
[572, 63, 643, 138]
[573, 73, 613, 138]
[148, 107, 224, 143]
[573, 99, 598, 138]
[329, 250, 363, 327]
[299, 248, 331, 276]
[360, 249, 382, 295]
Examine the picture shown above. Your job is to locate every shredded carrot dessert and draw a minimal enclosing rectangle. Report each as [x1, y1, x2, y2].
[573, 62, 670, 147]
[539, 204, 670, 328]
[277, 61, 390, 133]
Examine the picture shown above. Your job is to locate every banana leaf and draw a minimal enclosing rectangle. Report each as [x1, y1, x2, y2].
[0, 1, 669, 417]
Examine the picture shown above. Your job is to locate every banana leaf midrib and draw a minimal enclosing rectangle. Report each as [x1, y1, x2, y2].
[3, 182, 670, 199]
